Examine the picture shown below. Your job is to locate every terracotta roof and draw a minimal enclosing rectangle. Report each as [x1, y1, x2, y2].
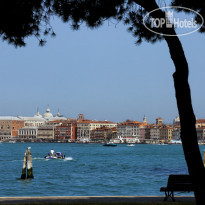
[160, 126, 173, 130]
[196, 119, 205, 123]
[69, 119, 77, 122]
[173, 125, 181, 128]
[117, 121, 142, 126]
[146, 124, 157, 128]
[77, 120, 116, 124]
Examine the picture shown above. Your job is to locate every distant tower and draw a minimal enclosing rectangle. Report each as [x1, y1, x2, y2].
[34, 107, 42, 118]
[78, 114, 84, 122]
[173, 116, 180, 126]
[156, 117, 163, 126]
[36, 107, 40, 116]
[143, 115, 147, 123]
[57, 109, 60, 117]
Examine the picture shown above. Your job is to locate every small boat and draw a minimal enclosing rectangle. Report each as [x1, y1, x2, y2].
[44, 149, 65, 159]
[103, 143, 117, 147]
[170, 140, 182, 145]
[7, 141, 16, 143]
[127, 144, 135, 146]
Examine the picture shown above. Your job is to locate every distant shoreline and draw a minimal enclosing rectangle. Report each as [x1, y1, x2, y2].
[0, 141, 187, 145]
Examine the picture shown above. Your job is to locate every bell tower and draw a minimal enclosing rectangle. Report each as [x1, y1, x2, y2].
[78, 114, 84, 122]
[143, 115, 147, 123]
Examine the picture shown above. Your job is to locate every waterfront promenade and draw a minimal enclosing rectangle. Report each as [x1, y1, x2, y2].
[0, 196, 195, 204]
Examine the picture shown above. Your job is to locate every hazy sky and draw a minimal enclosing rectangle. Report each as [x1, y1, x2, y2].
[0, 15, 204, 123]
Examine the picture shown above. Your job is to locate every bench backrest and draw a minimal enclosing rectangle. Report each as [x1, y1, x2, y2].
[167, 175, 194, 191]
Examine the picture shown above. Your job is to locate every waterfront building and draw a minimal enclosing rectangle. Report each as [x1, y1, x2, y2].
[144, 125, 151, 140]
[139, 127, 146, 142]
[78, 114, 85, 122]
[149, 126, 160, 141]
[46, 119, 67, 126]
[173, 117, 205, 129]
[77, 119, 117, 142]
[144, 125, 158, 143]
[18, 127, 38, 141]
[18, 116, 46, 127]
[55, 120, 77, 142]
[37, 125, 56, 141]
[117, 120, 140, 139]
[172, 126, 181, 141]
[144, 123, 161, 142]
[159, 126, 173, 141]
[156, 117, 163, 126]
[145, 124, 173, 143]
[196, 127, 205, 142]
[144, 117, 173, 143]
[18, 107, 67, 127]
[90, 126, 116, 142]
[196, 119, 205, 128]
[173, 116, 180, 126]
[172, 116, 181, 141]
[138, 116, 149, 142]
[117, 118, 147, 143]
[0, 116, 24, 141]
[0, 130, 11, 141]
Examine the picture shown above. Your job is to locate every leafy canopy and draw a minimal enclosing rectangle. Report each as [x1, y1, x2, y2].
[0, 0, 204, 47]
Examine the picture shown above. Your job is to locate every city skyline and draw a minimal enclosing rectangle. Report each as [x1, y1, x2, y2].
[0, 17, 204, 123]
[0, 105, 202, 125]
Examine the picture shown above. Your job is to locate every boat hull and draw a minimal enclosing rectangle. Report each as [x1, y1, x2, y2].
[103, 143, 117, 147]
[44, 151, 65, 159]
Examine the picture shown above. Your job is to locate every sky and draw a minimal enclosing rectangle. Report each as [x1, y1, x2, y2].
[0, 12, 204, 124]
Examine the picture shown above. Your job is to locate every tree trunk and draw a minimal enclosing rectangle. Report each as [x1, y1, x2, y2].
[133, 0, 205, 203]
[164, 35, 205, 205]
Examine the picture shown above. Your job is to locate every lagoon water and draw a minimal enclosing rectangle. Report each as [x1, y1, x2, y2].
[0, 143, 203, 197]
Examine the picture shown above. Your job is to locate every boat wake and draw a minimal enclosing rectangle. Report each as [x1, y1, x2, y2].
[64, 157, 73, 161]
[127, 144, 135, 146]
[33, 157, 45, 160]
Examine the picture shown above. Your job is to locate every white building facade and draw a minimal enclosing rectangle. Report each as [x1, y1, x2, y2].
[18, 127, 38, 140]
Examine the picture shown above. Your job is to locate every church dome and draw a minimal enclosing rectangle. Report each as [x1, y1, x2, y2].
[43, 107, 53, 118]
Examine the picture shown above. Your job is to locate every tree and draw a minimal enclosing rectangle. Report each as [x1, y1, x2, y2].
[0, 0, 205, 203]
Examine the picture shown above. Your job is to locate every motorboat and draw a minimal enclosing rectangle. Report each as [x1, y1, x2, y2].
[103, 143, 117, 147]
[44, 149, 65, 159]
[127, 144, 135, 146]
[170, 140, 182, 145]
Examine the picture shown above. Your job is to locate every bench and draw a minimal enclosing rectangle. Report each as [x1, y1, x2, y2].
[160, 175, 194, 201]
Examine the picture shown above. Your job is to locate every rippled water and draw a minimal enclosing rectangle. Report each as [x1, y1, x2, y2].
[0, 143, 203, 196]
